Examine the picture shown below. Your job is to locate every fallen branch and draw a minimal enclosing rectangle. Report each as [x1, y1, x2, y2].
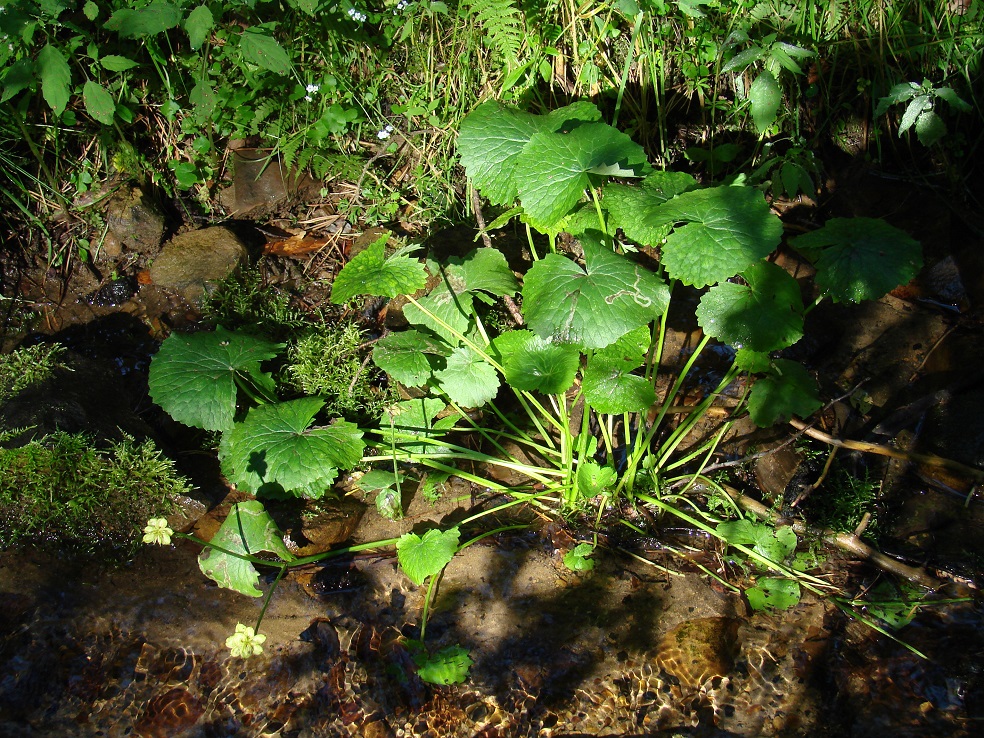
[788, 418, 984, 485]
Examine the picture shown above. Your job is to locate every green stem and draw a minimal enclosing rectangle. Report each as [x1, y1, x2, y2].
[254, 562, 287, 631]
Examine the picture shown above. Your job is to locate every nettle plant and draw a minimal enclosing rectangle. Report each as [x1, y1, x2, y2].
[145, 99, 921, 674]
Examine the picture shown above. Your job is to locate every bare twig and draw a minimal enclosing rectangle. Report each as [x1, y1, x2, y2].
[721, 485, 941, 589]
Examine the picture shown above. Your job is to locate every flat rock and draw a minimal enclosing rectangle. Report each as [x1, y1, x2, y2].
[148, 226, 248, 306]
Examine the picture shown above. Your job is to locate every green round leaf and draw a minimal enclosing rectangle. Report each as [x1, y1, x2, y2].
[432, 346, 499, 407]
[373, 329, 449, 386]
[148, 327, 283, 432]
[218, 398, 364, 498]
[397, 527, 461, 586]
[502, 333, 580, 395]
[791, 218, 922, 303]
[514, 123, 650, 230]
[652, 185, 783, 288]
[522, 236, 669, 349]
[583, 355, 656, 414]
[696, 261, 804, 352]
[747, 577, 800, 611]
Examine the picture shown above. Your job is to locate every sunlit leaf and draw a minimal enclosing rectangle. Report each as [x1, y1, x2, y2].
[696, 261, 804, 352]
[650, 185, 783, 288]
[747, 577, 800, 610]
[198, 501, 294, 597]
[397, 527, 460, 585]
[432, 345, 499, 407]
[523, 235, 669, 349]
[331, 235, 427, 303]
[514, 123, 650, 229]
[148, 327, 283, 432]
[218, 398, 364, 498]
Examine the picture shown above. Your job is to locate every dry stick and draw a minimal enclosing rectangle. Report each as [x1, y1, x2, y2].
[788, 418, 984, 485]
[720, 484, 941, 589]
[470, 186, 525, 326]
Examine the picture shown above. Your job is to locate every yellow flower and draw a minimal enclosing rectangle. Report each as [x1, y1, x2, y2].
[142, 518, 173, 546]
[226, 623, 266, 658]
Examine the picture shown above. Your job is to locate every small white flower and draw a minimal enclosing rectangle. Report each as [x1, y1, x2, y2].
[226, 623, 267, 658]
[306, 83, 320, 94]
[142, 518, 173, 546]
[347, 7, 367, 22]
[305, 95, 313, 102]
[377, 124, 394, 139]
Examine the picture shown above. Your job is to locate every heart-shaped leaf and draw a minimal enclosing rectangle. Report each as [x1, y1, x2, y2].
[514, 123, 650, 230]
[373, 329, 450, 386]
[523, 235, 669, 349]
[148, 327, 283, 432]
[696, 261, 804, 352]
[219, 398, 364, 498]
[651, 185, 783, 288]
[458, 100, 602, 207]
[432, 345, 499, 407]
[500, 331, 580, 395]
[604, 171, 698, 246]
[397, 527, 461, 585]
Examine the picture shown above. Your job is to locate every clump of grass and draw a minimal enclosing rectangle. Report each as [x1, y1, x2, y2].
[0, 343, 67, 404]
[0, 431, 191, 557]
[285, 321, 394, 422]
[804, 461, 881, 539]
[201, 267, 306, 339]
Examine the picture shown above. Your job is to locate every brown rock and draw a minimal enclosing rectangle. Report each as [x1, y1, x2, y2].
[148, 226, 249, 306]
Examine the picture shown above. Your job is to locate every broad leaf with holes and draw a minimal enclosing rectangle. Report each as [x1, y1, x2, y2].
[148, 327, 283, 432]
[331, 235, 427, 303]
[523, 236, 669, 349]
[397, 527, 461, 585]
[747, 577, 800, 610]
[747, 359, 821, 426]
[792, 218, 922, 303]
[650, 185, 783, 288]
[513, 123, 650, 229]
[458, 100, 602, 207]
[696, 261, 804, 352]
[219, 398, 364, 498]
[198, 501, 294, 597]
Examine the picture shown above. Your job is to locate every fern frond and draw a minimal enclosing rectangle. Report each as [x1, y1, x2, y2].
[279, 132, 305, 172]
[463, 0, 525, 67]
[250, 99, 278, 136]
